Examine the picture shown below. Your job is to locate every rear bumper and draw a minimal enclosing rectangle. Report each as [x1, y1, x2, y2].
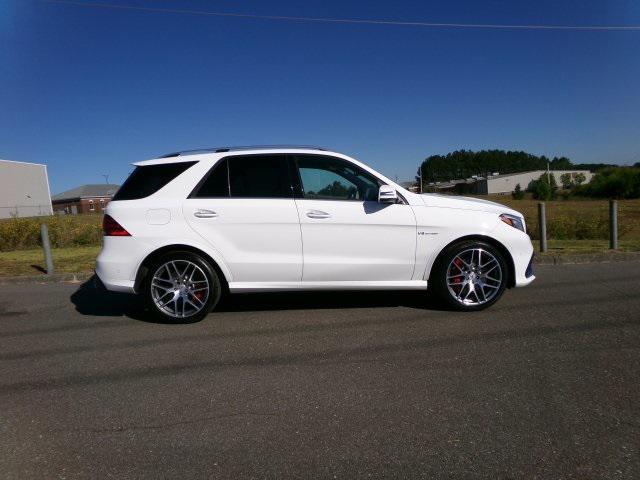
[95, 237, 142, 293]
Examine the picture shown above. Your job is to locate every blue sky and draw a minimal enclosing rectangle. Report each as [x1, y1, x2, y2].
[1, 0, 639, 194]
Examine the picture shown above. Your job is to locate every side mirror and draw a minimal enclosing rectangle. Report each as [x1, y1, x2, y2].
[378, 184, 398, 203]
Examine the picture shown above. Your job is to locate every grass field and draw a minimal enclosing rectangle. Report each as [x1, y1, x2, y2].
[0, 246, 101, 276]
[481, 196, 640, 241]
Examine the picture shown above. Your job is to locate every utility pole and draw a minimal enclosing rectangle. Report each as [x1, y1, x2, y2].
[547, 162, 551, 186]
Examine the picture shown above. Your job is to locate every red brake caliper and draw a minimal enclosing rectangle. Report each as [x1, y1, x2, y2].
[453, 258, 463, 283]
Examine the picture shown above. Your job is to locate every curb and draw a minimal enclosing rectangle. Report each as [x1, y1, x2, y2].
[534, 251, 640, 265]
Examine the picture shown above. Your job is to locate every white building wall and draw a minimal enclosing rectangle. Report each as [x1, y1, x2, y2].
[486, 170, 594, 195]
[0, 159, 53, 218]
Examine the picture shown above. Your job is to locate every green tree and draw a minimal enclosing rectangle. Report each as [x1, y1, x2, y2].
[551, 156, 572, 169]
[560, 173, 573, 189]
[574, 172, 586, 186]
[531, 173, 558, 200]
[418, 150, 586, 184]
[511, 183, 525, 200]
[576, 167, 640, 199]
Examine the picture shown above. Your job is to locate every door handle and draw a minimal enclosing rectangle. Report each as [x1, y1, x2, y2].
[194, 209, 218, 218]
[306, 209, 331, 219]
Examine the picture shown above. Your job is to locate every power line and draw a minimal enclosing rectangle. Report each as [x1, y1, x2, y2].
[43, 0, 640, 31]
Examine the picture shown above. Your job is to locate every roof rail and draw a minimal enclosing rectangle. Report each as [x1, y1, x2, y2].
[159, 145, 329, 158]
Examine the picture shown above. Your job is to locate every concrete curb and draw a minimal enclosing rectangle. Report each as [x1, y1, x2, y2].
[535, 251, 640, 265]
[1, 251, 639, 285]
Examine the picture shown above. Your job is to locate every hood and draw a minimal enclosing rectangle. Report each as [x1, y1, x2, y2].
[420, 193, 522, 216]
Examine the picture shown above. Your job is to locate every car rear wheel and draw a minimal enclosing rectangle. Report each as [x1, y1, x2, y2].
[430, 240, 508, 311]
[144, 251, 222, 323]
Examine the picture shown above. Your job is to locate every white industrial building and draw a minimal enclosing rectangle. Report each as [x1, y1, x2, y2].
[476, 170, 594, 195]
[0, 159, 53, 219]
[428, 169, 594, 195]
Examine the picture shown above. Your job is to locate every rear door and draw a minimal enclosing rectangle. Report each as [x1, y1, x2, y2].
[183, 154, 302, 283]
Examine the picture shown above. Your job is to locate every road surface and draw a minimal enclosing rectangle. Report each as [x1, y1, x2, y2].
[1, 263, 639, 478]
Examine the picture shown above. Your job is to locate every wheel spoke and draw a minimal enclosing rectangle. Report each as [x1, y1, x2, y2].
[480, 257, 497, 269]
[185, 297, 201, 310]
[478, 285, 487, 302]
[483, 264, 498, 275]
[456, 256, 472, 269]
[159, 295, 177, 310]
[152, 281, 173, 291]
[188, 291, 205, 306]
[463, 283, 474, 301]
[171, 261, 182, 279]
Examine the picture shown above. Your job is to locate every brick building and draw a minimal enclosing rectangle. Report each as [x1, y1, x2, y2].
[52, 184, 120, 215]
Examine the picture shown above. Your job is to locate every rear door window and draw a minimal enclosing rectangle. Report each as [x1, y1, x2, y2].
[113, 161, 196, 200]
[227, 155, 292, 198]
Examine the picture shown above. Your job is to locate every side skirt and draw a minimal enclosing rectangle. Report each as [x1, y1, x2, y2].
[228, 280, 429, 293]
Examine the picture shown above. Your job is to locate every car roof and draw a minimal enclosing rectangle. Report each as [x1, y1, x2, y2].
[134, 146, 337, 166]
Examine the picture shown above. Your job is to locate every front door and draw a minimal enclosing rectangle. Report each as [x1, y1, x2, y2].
[292, 154, 416, 282]
[184, 154, 302, 283]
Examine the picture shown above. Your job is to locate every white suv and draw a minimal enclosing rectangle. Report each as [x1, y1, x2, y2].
[97, 146, 534, 322]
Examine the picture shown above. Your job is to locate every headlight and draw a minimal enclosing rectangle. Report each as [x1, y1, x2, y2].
[500, 213, 526, 233]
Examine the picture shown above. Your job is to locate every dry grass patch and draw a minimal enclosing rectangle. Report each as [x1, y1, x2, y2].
[0, 246, 101, 276]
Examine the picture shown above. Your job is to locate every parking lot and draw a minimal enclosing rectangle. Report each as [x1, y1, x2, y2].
[1, 262, 639, 478]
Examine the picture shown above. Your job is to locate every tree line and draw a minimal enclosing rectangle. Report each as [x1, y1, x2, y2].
[416, 150, 640, 199]
[417, 149, 614, 184]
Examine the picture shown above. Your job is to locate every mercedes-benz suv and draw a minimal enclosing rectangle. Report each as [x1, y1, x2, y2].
[96, 146, 535, 322]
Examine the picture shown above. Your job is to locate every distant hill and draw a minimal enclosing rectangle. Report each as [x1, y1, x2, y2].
[417, 150, 615, 184]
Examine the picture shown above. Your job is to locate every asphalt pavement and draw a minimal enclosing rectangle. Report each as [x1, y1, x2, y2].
[1, 263, 639, 479]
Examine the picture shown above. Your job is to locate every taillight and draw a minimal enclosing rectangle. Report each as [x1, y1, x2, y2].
[103, 215, 131, 236]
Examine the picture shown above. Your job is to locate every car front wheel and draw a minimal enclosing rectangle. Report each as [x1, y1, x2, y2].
[430, 240, 508, 311]
[143, 251, 222, 323]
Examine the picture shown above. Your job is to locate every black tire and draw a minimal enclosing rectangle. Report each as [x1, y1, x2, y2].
[429, 240, 508, 311]
[142, 251, 222, 323]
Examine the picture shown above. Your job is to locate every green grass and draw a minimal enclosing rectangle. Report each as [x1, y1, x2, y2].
[0, 246, 101, 276]
[481, 196, 640, 241]
[0, 214, 102, 251]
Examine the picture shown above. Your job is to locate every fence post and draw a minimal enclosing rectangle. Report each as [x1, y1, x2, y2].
[40, 224, 54, 274]
[609, 200, 618, 250]
[538, 202, 547, 253]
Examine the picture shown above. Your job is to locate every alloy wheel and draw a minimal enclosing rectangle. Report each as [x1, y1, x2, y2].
[150, 260, 210, 318]
[446, 248, 503, 306]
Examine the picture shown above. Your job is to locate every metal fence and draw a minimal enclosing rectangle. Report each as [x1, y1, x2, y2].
[537, 200, 619, 252]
